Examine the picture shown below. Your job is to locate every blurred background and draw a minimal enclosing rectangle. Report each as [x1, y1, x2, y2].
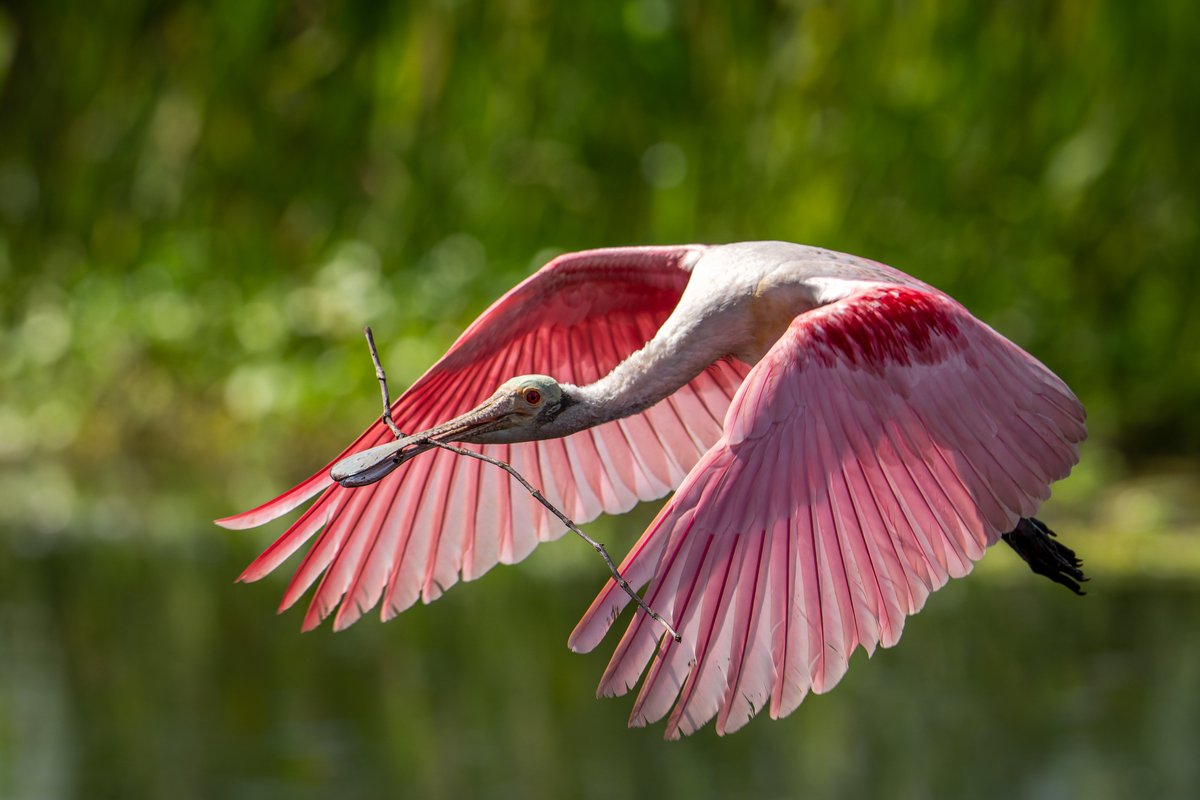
[1, 1, 1198, 797]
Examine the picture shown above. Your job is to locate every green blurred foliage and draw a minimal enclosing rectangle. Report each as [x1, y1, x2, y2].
[1, 1, 1198, 797]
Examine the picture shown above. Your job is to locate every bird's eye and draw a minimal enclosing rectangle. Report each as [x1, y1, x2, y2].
[523, 389, 542, 405]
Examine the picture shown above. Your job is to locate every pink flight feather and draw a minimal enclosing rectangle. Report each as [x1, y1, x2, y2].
[217, 246, 750, 630]
[568, 285, 1085, 738]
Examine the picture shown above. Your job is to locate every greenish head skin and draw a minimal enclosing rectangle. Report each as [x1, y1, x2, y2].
[464, 375, 570, 444]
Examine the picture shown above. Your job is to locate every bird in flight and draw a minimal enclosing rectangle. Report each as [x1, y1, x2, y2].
[218, 241, 1086, 738]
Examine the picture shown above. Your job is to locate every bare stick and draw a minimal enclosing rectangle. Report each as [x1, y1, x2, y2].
[360, 327, 681, 643]
[428, 439, 680, 642]
[364, 326, 404, 438]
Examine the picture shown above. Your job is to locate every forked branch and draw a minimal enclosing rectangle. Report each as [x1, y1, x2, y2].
[358, 326, 681, 643]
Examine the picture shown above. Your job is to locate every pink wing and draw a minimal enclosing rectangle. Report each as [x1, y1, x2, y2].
[569, 285, 1086, 739]
[217, 246, 750, 631]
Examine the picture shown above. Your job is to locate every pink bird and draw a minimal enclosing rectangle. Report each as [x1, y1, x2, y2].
[218, 241, 1087, 738]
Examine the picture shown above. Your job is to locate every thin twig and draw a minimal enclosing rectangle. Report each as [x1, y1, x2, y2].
[364, 326, 404, 438]
[428, 439, 681, 642]
[360, 327, 681, 643]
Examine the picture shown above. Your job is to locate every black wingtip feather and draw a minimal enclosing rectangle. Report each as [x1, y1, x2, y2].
[1001, 517, 1088, 595]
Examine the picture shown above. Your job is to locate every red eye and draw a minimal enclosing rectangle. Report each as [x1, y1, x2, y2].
[523, 389, 542, 405]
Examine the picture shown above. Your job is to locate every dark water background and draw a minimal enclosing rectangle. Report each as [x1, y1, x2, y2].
[6, 537, 1200, 799]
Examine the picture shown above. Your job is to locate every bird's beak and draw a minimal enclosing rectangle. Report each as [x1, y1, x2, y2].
[330, 391, 519, 488]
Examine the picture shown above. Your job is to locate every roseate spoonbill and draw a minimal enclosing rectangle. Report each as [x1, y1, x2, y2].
[218, 241, 1086, 738]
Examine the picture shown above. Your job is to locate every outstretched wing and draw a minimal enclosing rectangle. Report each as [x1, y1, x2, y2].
[569, 285, 1086, 739]
[217, 246, 751, 631]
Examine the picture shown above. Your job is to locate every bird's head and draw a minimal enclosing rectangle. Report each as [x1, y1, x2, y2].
[460, 374, 569, 442]
[330, 374, 572, 487]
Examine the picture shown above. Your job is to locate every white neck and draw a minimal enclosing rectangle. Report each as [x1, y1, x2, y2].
[537, 319, 728, 439]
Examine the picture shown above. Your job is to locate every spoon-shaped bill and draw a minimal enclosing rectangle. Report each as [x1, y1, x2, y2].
[330, 436, 434, 487]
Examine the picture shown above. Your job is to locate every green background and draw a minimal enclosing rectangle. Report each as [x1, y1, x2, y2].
[2, 1, 1198, 798]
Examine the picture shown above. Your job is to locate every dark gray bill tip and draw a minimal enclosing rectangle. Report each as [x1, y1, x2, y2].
[330, 438, 421, 487]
